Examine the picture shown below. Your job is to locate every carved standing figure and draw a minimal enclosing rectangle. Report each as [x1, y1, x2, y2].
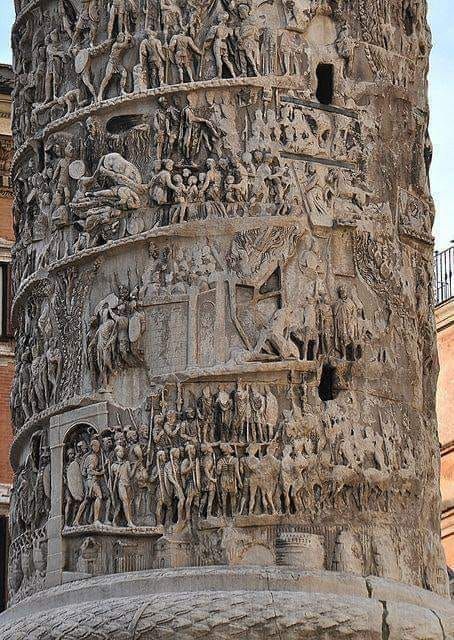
[44, 30, 66, 102]
[169, 28, 202, 84]
[98, 33, 132, 101]
[206, 13, 236, 79]
[216, 444, 242, 517]
[111, 445, 135, 528]
[138, 30, 166, 90]
[74, 438, 105, 526]
[333, 286, 361, 360]
[236, 3, 262, 76]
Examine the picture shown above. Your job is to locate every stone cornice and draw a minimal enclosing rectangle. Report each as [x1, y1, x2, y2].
[436, 298, 454, 332]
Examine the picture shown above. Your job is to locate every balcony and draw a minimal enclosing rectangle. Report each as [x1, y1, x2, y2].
[435, 245, 454, 307]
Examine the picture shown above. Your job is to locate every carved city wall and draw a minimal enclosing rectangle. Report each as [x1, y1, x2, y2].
[7, 0, 448, 607]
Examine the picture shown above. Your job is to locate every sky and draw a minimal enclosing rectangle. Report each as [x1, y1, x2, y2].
[0, 2, 452, 250]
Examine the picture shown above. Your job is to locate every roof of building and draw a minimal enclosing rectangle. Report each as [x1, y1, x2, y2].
[0, 64, 13, 95]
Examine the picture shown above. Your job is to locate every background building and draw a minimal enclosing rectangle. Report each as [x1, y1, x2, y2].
[0, 62, 14, 613]
[436, 244, 454, 580]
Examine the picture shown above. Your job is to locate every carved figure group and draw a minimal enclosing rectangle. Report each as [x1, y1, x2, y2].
[61, 382, 419, 532]
[87, 279, 146, 389]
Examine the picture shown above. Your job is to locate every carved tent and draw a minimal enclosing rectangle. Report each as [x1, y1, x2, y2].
[1, 0, 453, 638]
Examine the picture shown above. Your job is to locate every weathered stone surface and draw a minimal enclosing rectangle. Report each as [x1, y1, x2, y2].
[2, 0, 454, 637]
[0, 589, 385, 640]
[386, 602, 444, 640]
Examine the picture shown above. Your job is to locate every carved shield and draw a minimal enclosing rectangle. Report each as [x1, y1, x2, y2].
[75, 49, 90, 75]
[69, 160, 86, 180]
[66, 460, 85, 502]
[129, 312, 144, 344]
[126, 215, 145, 236]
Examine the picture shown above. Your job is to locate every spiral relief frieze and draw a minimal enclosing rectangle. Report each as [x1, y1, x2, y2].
[4, 0, 449, 621]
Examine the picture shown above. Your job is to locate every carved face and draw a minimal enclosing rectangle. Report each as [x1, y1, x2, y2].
[91, 439, 101, 454]
[114, 431, 126, 446]
[138, 424, 149, 439]
[167, 411, 177, 425]
[77, 441, 88, 455]
[102, 437, 113, 451]
[220, 444, 233, 456]
[238, 4, 250, 19]
[338, 286, 347, 301]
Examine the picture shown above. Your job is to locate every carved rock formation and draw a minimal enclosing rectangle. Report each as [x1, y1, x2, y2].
[1, 0, 453, 638]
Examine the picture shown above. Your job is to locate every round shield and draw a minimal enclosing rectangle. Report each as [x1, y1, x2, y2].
[75, 48, 90, 75]
[66, 460, 85, 502]
[69, 159, 86, 180]
[129, 313, 144, 343]
[43, 465, 51, 500]
[127, 215, 145, 236]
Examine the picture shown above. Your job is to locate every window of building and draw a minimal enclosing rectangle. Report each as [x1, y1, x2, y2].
[0, 262, 12, 340]
[316, 63, 334, 105]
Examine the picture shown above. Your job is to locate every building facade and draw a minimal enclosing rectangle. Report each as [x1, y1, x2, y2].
[0, 63, 14, 614]
[436, 245, 454, 576]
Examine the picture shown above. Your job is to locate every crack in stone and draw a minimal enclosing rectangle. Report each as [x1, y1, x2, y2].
[380, 601, 390, 640]
[431, 609, 447, 640]
[266, 571, 284, 640]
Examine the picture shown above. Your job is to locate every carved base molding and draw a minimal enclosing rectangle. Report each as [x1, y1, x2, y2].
[0, 567, 452, 639]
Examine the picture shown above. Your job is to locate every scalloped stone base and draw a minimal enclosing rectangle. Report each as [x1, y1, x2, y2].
[0, 567, 453, 639]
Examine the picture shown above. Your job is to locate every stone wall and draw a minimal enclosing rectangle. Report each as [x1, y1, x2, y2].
[6, 0, 449, 611]
[436, 299, 454, 567]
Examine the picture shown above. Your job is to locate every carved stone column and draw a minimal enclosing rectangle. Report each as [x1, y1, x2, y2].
[1, 0, 453, 638]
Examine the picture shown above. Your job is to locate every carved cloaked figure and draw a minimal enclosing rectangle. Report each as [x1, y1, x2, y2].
[333, 286, 361, 361]
[216, 444, 242, 517]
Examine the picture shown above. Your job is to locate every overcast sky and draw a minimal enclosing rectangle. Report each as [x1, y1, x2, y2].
[0, 2, 452, 251]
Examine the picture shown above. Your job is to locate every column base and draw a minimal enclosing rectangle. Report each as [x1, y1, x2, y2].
[0, 567, 453, 639]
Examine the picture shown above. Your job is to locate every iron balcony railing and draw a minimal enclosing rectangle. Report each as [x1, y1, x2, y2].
[435, 246, 454, 306]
